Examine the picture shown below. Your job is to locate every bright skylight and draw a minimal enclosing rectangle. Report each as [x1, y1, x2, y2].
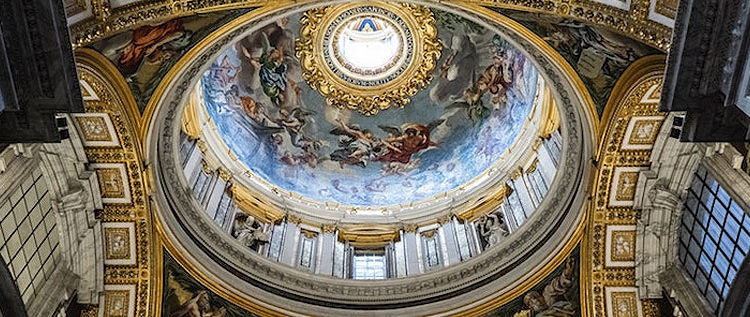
[337, 16, 401, 71]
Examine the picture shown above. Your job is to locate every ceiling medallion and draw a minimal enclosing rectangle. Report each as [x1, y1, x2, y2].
[296, 2, 441, 115]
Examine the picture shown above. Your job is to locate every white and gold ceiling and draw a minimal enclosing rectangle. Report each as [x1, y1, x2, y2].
[66, 0, 675, 316]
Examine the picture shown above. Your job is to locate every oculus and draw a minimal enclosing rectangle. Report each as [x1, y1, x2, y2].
[297, 3, 441, 115]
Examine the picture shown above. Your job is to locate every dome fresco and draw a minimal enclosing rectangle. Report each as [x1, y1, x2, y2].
[201, 7, 540, 206]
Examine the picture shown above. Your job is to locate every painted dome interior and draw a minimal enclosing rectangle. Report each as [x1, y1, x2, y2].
[199, 5, 543, 207]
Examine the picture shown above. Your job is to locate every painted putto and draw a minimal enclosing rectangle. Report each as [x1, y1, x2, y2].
[200, 7, 540, 206]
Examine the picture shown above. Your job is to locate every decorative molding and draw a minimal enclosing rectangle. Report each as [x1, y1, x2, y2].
[98, 284, 136, 317]
[90, 163, 132, 204]
[79, 79, 100, 101]
[605, 225, 637, 267]
[72, 113, 120, 147]
[102, 222, 137, 266]
[587, 55, 667, 317]
[338, 225, 401, 248]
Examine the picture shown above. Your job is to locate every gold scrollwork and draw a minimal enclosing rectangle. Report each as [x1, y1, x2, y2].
[295, 2, 441, 115]
[338, 224, 401, 248]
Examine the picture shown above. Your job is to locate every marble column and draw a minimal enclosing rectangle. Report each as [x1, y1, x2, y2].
[316, 228, 337, 276]
[438, 221, 460, 266]
[536, 144, 557, 184]
[203, 176, 227, 218]
[279, 220, 301, 267]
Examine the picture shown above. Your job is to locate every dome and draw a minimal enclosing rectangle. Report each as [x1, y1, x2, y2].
[147, 0, 594, 313]
[199, 3, 540, 207]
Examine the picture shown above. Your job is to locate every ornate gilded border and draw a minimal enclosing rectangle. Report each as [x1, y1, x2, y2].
[585, 55, 668, 317]
[75, 48, 155, 317]
[296, 2, 441, 115]
[69, 0, 672, 53]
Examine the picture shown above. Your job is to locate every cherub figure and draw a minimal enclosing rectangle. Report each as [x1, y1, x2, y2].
[329, 118, 382, 168]
[264, 108, 318, 149]
[446, 71, 490, 124]
[377, 119, 445, 164]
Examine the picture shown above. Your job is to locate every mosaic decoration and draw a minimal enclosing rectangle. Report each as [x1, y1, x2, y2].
[99, 284, 136, 317]
[91, 163, 132, 204]
[68, 1, 673, 53]
[606, 225, 637, 267]
[621, 116, 664, 151]
[88, 9, 253, 112]
[605, 287, 643, 317]
[103, 222, 137, 266]
[490, 9, 660, 116]
[609, 167, 643, 207]
[484, 245, 581, 317]
[162, 251, 259, 317]
[201, 9, 539, 206]
[72, 113, 120, 147]
[589, 58, 667, 317]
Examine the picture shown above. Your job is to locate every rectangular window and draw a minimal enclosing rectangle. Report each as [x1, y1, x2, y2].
[298, 234, 316, 270]
[267, 222, 286, 261]
[213, 189, 232, 227]
[352, 253, 386, 280]
[453, 218, 473, 261]
[422, 233, 441, 269]
[678, 165, 750, 313]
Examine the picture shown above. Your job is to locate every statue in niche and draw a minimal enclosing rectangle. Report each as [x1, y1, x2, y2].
[522, 259, 577, 317]
[232, 214, 270, 250]
[477, 212, 509, 247]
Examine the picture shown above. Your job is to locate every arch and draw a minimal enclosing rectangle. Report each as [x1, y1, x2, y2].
[75, 48, 143, 151]
[584, 53, 670, 316]
[597, 54, 667, 159]
[73, 48, 156, 317]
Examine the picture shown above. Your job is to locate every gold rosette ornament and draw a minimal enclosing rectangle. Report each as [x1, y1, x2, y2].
[296, 2, 441, 115]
